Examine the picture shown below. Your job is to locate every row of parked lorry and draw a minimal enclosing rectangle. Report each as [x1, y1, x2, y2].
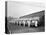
[8, 17, 40, 27]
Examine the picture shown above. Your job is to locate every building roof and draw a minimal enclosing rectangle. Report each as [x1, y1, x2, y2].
[19, 10, 45, 18]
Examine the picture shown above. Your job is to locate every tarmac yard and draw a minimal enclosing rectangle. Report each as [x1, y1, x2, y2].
[7, 23, 45, 34]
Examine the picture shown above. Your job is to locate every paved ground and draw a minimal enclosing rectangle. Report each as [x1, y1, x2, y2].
[7, 23, 45, 34]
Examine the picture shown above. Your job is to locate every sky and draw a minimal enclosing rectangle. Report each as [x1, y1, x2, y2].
[7, 1, 45, 18]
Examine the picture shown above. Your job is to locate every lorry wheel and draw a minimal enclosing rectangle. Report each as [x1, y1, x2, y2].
[25, 24, 28, 27]
[21, 23, 23, 26]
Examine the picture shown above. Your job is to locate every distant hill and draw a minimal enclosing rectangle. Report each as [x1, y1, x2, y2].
[19, 10, 45, 18]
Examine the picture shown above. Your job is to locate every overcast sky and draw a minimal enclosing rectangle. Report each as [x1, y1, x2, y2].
[7, 1, 45, 18]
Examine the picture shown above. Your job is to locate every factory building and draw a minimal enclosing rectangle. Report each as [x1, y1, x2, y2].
[9, 10, 45, 27]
